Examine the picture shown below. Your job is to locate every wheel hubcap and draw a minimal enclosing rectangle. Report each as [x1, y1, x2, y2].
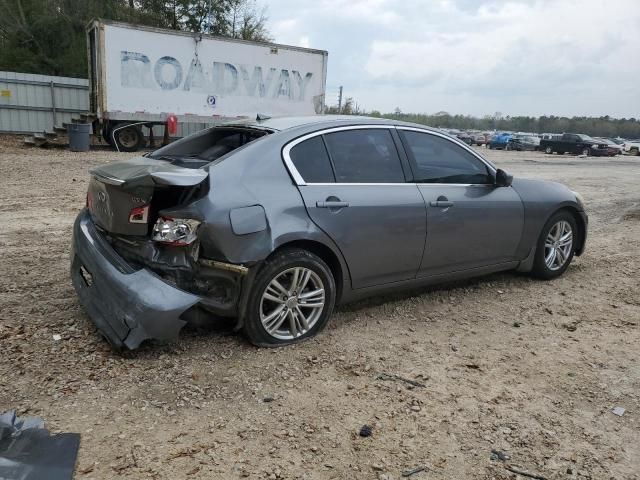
[544, 220, 573, 271]
[260, 267, 325, 340]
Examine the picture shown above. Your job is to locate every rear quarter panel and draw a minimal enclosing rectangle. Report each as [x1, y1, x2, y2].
[193, 132, 348, 276]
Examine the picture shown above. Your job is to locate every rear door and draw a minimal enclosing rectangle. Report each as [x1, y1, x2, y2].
[286, 126, 427, 289]
[398, 128, 524, 277]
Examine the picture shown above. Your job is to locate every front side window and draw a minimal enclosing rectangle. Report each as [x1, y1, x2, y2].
[323, 129, 405, 183]
[400, 130, 492, 184]
[289, 136, 335, 183]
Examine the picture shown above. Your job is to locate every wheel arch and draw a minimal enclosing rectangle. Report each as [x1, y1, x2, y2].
[269, 239, 347, 303]
[548, 205, 587, 256]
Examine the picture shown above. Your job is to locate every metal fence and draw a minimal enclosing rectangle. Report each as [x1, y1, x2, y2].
[0, 70, 219, 139]
[0, 71, 89, 134]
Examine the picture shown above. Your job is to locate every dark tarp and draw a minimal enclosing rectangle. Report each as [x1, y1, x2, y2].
[0, 411, 80, 480]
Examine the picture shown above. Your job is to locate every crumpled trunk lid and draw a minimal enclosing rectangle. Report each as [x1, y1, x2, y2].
[87, 156, 208, 236]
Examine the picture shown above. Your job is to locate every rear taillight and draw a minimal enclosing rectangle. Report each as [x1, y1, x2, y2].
[152, 217, 200, 245]
[129, 205, 150, 224]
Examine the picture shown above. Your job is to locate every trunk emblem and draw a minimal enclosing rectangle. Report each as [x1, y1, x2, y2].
[98, 191, 107, 202]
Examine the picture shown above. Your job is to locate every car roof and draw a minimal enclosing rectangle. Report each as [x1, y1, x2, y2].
[223, 114, 442, 133]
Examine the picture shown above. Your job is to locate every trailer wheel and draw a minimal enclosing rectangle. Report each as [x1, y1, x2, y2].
[112, 124, 144, 152]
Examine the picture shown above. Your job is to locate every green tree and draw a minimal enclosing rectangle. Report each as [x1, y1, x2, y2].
[0, 0, 272, 77]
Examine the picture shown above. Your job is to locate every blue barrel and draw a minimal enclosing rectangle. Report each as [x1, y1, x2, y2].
[67, 123, 91, 152]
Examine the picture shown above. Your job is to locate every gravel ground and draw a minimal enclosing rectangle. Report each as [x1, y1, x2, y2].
[1, 137, 639, 480]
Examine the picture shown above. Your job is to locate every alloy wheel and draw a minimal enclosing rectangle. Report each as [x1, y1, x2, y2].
[260, 267, 325, 340]
[544, 220, 573, 271]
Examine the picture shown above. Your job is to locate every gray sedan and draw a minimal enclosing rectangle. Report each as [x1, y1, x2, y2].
[71, 116, 587, 349]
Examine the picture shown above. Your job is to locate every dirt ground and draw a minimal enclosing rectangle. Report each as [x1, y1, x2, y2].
[1, 135, 639, 480]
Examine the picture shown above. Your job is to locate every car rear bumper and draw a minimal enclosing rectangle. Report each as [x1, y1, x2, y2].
[70, 209, 200, 349]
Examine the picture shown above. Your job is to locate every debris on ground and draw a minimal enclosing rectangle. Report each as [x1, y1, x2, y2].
[0, 410, 81, 480]
[505, 465, 547, 480]
[359, 425, 373, 437]
[611, 406, 626, 417]
[401, 465, 427, 477]
[490, 449, 510, 461]
[376, 373, 426, 388]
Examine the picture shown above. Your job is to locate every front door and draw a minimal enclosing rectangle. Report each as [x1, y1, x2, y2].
[397, 128, 524, 277]
[287, 128, 427, 289]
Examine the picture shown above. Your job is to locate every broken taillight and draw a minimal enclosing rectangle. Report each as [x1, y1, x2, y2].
[128, 205, 150, 224]
[151, 217, 200, 245]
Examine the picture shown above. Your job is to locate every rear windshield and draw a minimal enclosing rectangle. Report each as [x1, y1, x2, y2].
[150, 127, 271, 167]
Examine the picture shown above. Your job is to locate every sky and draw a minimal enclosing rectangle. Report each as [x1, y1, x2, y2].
[264, 0, 640, 118]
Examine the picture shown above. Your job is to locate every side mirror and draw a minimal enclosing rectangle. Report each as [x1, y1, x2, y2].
[495, 168, 513, 187]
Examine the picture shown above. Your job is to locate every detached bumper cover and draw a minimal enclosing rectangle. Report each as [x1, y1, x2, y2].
[71, 209, 200, 349]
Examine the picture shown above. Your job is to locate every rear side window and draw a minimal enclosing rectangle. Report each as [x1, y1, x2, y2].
[323, 129, 405, 183]
[400, 130, 492, 184]
[289, 136, 335, 183]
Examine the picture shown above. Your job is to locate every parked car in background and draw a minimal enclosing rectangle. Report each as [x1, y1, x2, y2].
[540, 133, 609, 156]
[594, 138, 622, 156]
[487, 133, 512, 149]
[70, 115, 588, 350]
[623, 139, 640, 155]
[541, 133, 562, 141]
[472, 133, 487, 146]
[456, 131, 475, 145]
[506, 136, 540, 151]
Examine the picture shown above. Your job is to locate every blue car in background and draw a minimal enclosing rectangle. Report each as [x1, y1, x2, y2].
[487, 133, 512, 149]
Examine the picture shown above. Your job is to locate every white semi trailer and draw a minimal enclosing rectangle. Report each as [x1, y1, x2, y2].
[87, 19, 328, 151]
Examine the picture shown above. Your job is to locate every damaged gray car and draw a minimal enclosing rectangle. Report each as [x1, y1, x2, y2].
[71, 115, 588, 349]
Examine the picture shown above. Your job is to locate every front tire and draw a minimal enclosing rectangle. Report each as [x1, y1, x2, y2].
[545, 146, 553, 154]
[243, 248, 336, 347]
[582, 148, 591, 156]
[531, 211, 577, 280]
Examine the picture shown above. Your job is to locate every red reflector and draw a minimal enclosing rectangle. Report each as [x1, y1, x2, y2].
[129, 205, 149, 224]
[166, 114, 178, 135]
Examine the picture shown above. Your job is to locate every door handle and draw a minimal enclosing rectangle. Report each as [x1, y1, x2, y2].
[317, 201, 349, 208]
[429, 200, 454, 207]
[429, 195, 454, 208]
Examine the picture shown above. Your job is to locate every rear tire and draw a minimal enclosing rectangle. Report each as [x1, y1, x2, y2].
[531, 211, 577, 280]
[243, 248, 336, 347]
